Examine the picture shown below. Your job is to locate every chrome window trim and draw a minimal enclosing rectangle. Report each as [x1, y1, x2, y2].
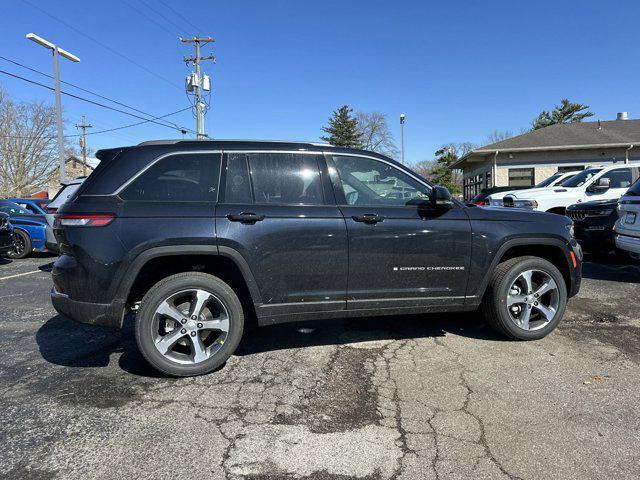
[113, 150, 223, 196]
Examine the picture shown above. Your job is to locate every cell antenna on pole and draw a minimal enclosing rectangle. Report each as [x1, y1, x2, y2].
[180, 36, 215, 139]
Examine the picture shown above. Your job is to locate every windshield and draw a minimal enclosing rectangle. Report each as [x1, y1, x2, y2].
[626, 177, 640, 196]
[0, 201, 30, 215]
[561, 168, 602, 188]
[534, 173, 562, 188]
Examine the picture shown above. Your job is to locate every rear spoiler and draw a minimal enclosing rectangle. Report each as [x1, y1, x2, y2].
[95, 147, 126, 162]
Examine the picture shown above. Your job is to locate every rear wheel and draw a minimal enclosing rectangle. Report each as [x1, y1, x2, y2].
[136, 272, 244, 377]
[7, 230, 31, 259]
[481, 256, 567, 340]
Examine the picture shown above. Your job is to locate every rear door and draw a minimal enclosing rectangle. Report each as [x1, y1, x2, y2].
[327, 153, 472, 311]
[216, 151, 348, 318]
[117, 152, 222, 252]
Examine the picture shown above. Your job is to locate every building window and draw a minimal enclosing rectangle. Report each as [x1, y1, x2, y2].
[557, 166, 585, 173]
[508, 168, 534, 187]
[463, 174, 484, 200]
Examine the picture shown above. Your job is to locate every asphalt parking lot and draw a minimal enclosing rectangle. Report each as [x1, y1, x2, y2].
[0, 254, 639, 480]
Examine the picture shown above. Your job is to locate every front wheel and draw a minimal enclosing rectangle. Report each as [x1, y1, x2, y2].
[481, 256, 567, 340]
[136, 272, 244, 377]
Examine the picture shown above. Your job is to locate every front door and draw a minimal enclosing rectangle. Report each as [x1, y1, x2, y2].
[216, 151, 348, 319]
[328, 154, 472, 311]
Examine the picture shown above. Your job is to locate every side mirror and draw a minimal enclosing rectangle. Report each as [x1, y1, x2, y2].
[588, 177, 610, 192]
[432, 186, 454, 208]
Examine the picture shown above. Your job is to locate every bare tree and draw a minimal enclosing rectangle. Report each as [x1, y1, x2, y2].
[356, 111, 399, 158]
[0, 87, 69, 197]
[485, 130, 514, 145]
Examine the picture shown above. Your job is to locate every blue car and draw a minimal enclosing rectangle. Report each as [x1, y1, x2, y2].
[8, 198, 50, 215]
[0, 200, 48, 259]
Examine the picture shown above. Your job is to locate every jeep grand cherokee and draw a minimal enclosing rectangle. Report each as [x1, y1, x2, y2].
[51, 140, 582, 376]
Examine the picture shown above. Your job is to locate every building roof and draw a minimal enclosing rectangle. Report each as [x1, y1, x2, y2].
[451, 119, 640, 169]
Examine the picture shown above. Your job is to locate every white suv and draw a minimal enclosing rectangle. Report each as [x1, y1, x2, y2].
[615, 178, 640, 259]
[489, 170, 581, 204]
[488, 164, 640, 214]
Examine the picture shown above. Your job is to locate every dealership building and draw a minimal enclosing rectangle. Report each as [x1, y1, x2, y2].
[451, 114, 640, 200]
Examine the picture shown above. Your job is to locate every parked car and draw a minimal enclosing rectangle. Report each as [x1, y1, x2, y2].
[566, 199, 619, 254]
[44, 178, 85, 253]
[0, 200, 48, 259]
[469, 172, 579, 206]
[469, 186, 529, 206]
[52, 140, 582, 376]
[615, 177, 640, 260]
[0, 213, 15, 256]
[488, 170, 582, 207]
[7, 198, 50, 215]
[489, 164, 640, 214]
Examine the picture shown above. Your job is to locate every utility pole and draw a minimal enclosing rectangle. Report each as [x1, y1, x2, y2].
[181, 36, 215, 139]
[26, 33, 80, 183]
[75, 115, 93, 176]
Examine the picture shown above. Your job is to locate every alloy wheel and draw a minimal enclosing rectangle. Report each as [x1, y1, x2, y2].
[151, 289, 230, 365]
[506, 269, 560, 331]
[12, 233, 25, 257]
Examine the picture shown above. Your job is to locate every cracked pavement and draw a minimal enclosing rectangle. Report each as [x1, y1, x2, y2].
[0, 254, 639, 479]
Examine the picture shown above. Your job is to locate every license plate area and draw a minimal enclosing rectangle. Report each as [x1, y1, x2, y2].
[626, 212, 637, 224]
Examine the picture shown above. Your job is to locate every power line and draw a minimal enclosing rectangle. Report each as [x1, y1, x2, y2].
[0, 55, 185, 131]
[21, 0, 183, 91]
[0, 69, 197, 134]
[138, 0, 189, 35]
[156, 0, 206, 34]
[0, 107, 191, 140]
[121, 0, 178, 38]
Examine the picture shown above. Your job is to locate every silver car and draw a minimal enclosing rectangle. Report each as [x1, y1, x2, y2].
[615, 177, 640, 260]
[45, 178, 85, 253]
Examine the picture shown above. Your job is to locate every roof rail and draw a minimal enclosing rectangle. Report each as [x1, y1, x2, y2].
[137, 139, 334, 147]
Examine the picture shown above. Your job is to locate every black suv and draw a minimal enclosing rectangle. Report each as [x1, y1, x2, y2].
[51, 140, 582, 376]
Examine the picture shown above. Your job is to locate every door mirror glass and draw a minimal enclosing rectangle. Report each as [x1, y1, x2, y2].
[588, 177, 611, 192]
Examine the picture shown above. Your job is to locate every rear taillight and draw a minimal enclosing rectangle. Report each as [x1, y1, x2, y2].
[55, 214, 115, 227]
[475, 200, 487, 206]
[46, 207, 58, 214]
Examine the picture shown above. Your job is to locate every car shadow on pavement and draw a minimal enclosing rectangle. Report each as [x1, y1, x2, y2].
[36, 314, 165, 378]
[582, 254, 640, 283]
[0, 257, 11, 266]
[236, 311, 498, 356]
[36, 311, 500, 378]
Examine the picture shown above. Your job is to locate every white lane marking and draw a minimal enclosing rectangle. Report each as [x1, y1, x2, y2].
[0, 270, 43, 281]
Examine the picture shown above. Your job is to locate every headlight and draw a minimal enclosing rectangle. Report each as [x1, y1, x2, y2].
[585, 209, 614, 217]
[566, 224, 575, 237]
[513, 199, 538, 209]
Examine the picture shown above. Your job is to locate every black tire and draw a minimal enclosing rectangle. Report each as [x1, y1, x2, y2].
[7, 229, 31, 259]
[481, 256, 567, 340]
[135, 272, 244, 377]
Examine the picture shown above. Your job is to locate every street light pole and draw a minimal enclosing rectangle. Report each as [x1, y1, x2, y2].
[52, 47, 65, 182]
[400, 113, 406, 164]
[26, 33, 80, 184]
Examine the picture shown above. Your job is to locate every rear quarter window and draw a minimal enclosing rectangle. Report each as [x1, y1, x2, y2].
[121, 153, 221, 202]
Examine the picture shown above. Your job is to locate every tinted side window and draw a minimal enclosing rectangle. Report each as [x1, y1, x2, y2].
[248, 153, 323, 205]
[601, 168, 632, 189]
[332, 155, 430, 206]
[225, 153, 253, 203]
[121, 153, 220, 201]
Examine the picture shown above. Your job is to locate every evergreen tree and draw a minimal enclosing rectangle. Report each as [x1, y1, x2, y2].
[430, 145, 462, 195]
[320, 105, 363, 147]
[532, 99, 594, 130]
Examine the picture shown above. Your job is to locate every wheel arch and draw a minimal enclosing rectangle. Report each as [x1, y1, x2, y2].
[473, 238, 573, 302]
[115, 245, 262, 314]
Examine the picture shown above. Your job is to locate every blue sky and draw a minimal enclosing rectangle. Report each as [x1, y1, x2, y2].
[2, 0, 640, 163]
